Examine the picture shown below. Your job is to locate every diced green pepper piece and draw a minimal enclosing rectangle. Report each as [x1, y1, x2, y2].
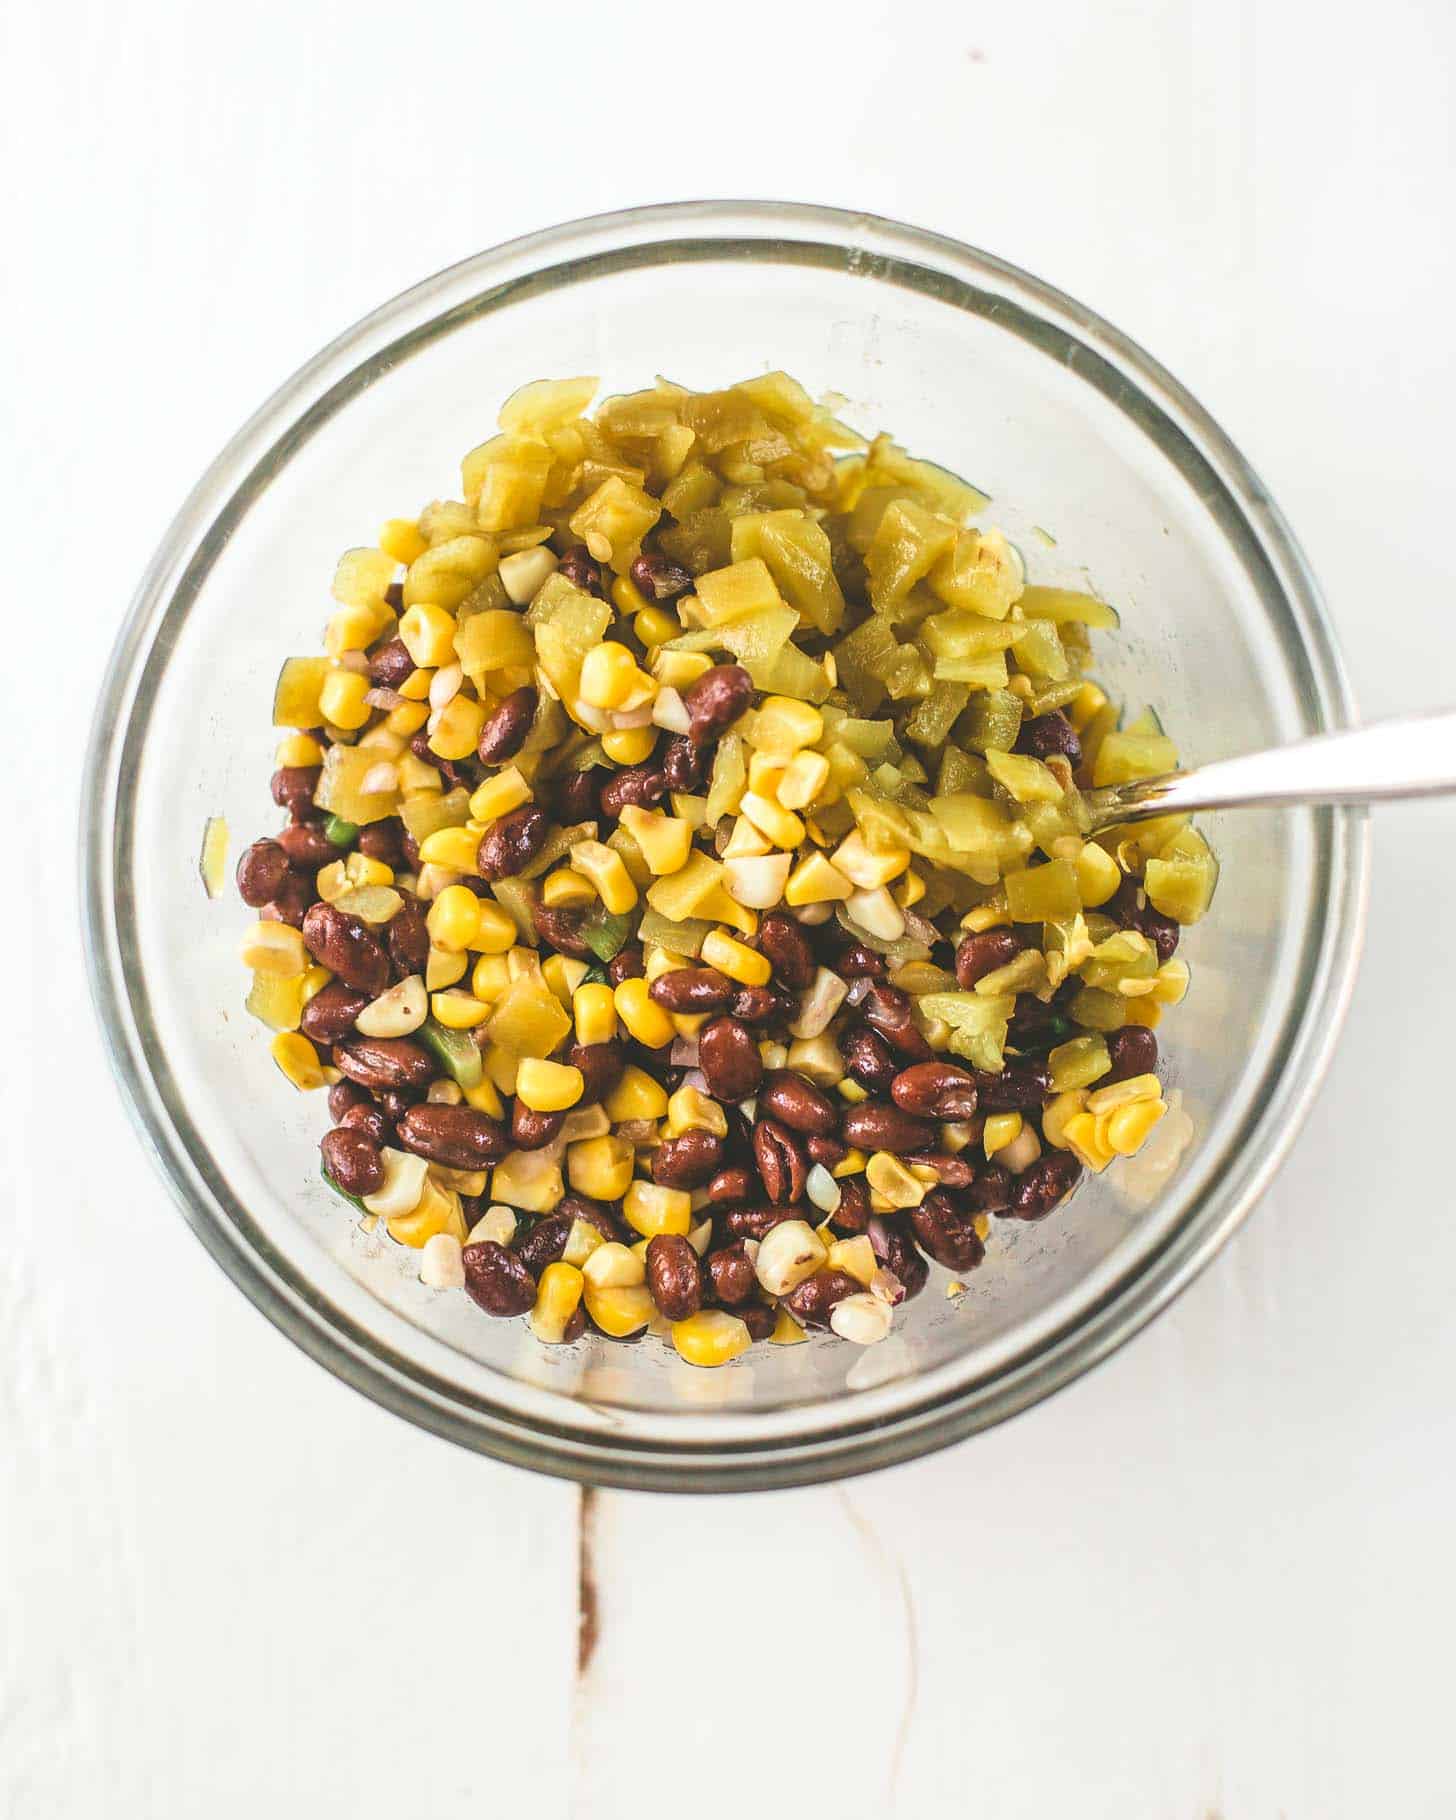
[1067, 986, 1128, 1031]
[419, 1018, 484, 1090]
[320, 1160, 370, 1214]
[1004, 858, 1081, 923]
[918, 992, 1017, 1072]
[399, 786, 472, 845]
[958, 690, 1023, 755]
[324, 815, 359, 848]
[986, 750, 1064, 804]
[581, 908, 633, 963]
[636, 908, 716, 958]
[1012, 619, 1069, 682]
[1144, 828, 1219, 924]
[1018, 586, 1120, 629]
[1092, 731, 1178, 789]
[1048, 1033, 1113, 1092]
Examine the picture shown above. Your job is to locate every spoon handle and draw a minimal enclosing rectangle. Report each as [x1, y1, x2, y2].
[1082, 707, 1456, 830]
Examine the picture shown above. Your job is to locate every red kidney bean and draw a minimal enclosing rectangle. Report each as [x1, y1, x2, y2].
[328, 1079, 367, 1122]
[513, 1215, 572, 1276]
[841, 1026, 899, 1095]
[400, 829, 422, 870]
[705, 1242, 756, 1306]
[871, 1221, 928, 1299]
[568, 1041, 625, 1104]
[379, 1088, 422, 1122]
[299, 981, 368, 1046]
[830, 1176, 871, 1233]
[903, 1151, 978, 1189]
[730, 985, 792, 1023]
[476, 686, 537, 764]
[559, 1195, 626, 1244]
[806, 1133, 847, 1168]
[409, 729, 467, 792]
[755, 913, 815, 991]
[684, 664, 753, 747]
[271, 766, 321, 815]
[396, 1101, 510, 1166]
[753, 1118, 807, 1204]
[646, 1234, 702, 1321]
[369, 637, 415, 689]
[954, 929, 1025, 989]
[553, 768, 601, 823]
[910, 1191, 986, 1271]
[973, 1060, 1051, 1112]
[338, 1100, 392, 1144]
[840, 1101, 936, 1154]
[558, 543, 606, 596]
[1014, 710, 1082, 766]
[723, 1204, 806, 1240]
[1009, 1152, 1082, 1221]
[511, 1099, 566, 1150]
[836, 944, 885, 979]
[706, 1165, 756, 1205]
[968, 1163, 1013, 1214]
[277, 820, 336, 871]
[463, 1241, 537, 1316]
[1104, 1024, 1159, 1083]
[237, 838, 290, 906]
[386, 895, 430, 978]
[649, 968, 735, 1013]
[262, 870, 315, 928]
[652, 1130, 725, 1188]
[782, 1269, 860, 1329]
[861, 985, 933, 1060]
[629, 552, 693, 602]
[532, 902, 593, 960]
[698, 1017, 762, 1101]
[320, 1126, 385, 1198]
[357, 817, 404, 867]
[561, 1305, 588, 1344]
[476, 804, 548, 881]
[890, 1061, 979, 1120]
[301, 902, 391, 996]
[757, 1069, 838, 1137]
[737, 1303, 776, 1343]
[661, 735, 708, 793]
[597, 764, 667, 819]
[606, 945, 644, 985]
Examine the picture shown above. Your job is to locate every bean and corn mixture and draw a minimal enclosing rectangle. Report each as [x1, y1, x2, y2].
[235, 371, 1218, 1366]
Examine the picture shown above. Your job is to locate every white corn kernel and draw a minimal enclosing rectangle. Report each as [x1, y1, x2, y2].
[789, 968, 849, 1039]
[805, 1164, 842, 1214]
[845, 886, 905, 942]
[362, 1148, 429, 1218]
[724, 852, 792, 908]
[754, 1220, 827, 1297]
[468, 1204, 517, 1246]
[419, 1232, 465, 1289]
[354, 974, 428, 1038]
[498, 545, 559, 605]
[1000, 1125, 1043, 1173]
[829, 1292, 894, 1345]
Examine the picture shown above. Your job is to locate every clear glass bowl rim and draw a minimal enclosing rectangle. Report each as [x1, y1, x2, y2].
[81, 200, 1369, 1491]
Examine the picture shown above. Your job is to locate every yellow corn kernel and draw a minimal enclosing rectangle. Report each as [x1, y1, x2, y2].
[832, 1148, 869, 1177]
[462, 1074, 505, 1118]
[541, 953, 587, 1006]
[752, 695, 823, 756]
[984, 1112, 1023, 1157]
[865, 1151, 928, 1209]
[671, 1309, 752, 1367]
[468, 951, 509, 1000]
[1066, 681, 1109, 734]
[397, 754, 441, 799]
[893, 869, 926, 909]
[542, 866, 596, 908]
[398, 603, 457, 668]
[318, 668, 372, 731]
[634, 604, 679, 646]
[1152, 958, 1190, 1005]
[784, 852, 854, 906]
[642, 944, 679, 982]
[584, 1282, 656, 1338]
[469, 767, 532, 822]
[769, 1307, 809, 1346]
[467, 900, 517, 955]
[671, 1013, 709, 1044]
[1086, 1074, 1161, 1116]
[299, 965, 331, 1006]
[431, 990, 492, 1029]
[573, 981, 618, 1046]
[664, 1084, 728, 1140]
[604, 1064, 670, 1123]
[240, 920, 307, 976]
[831, 828, 910, 890]
[417, 946, 463, 992]
[429, 695, 486, 763]
[961, 890, 1010, 933]
[325, 602, 388, 659]
[516, 1057, 585, 1113]
[602, 726, 656, 765]
[561, 1219, 606, 1272]
[579, 641, 639, 710]
[722, 814, 772, 859]
[652, 648, 713, 689]
[1074, 840, 1122, 908]
[483, 1042, 519, 1094]
[583, 1241, 645, 1291]
[623, 1180, 692, 1239]
[426, 884, 482, 952]
[1106, 1099, 1167, 1156]
[529, 1261, 585, 1345]
[573, 841, 638, 914]
[740, 791, 805, 850]
[417, 825, 482, 873]
[385, 700, 430, 737]
[379, 517, 427, 565]
[569, 1134, 636, 1201]
[776, 750, 830, 812]
[609, 574, 649, 617]
[1062, 1111, 1116, 1173]
[827, 1235, 878, 1288]
[275, 731, 324, 768]
[747, 751, 787, 797]
[700, 929, 771, 987]
[837, 1079, 869, 1106]
[618, 805, 692, 876]
[271, 1031, 326, 1091]
[1042, 1089, 1088, 1150]
[614, 976, 675, 1048]
[397, 666, 434, 701]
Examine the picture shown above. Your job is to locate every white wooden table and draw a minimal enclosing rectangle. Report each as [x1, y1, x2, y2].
[7, 0, 1454, 1812]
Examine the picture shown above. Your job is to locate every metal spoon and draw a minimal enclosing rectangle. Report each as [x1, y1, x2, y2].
[1081, 707, 1456, 834]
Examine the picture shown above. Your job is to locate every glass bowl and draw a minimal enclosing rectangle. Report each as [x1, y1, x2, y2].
[82, 202, 1367, 1490]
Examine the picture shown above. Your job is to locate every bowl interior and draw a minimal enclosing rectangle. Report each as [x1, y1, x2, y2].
[92, 208, 1360, 1484]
